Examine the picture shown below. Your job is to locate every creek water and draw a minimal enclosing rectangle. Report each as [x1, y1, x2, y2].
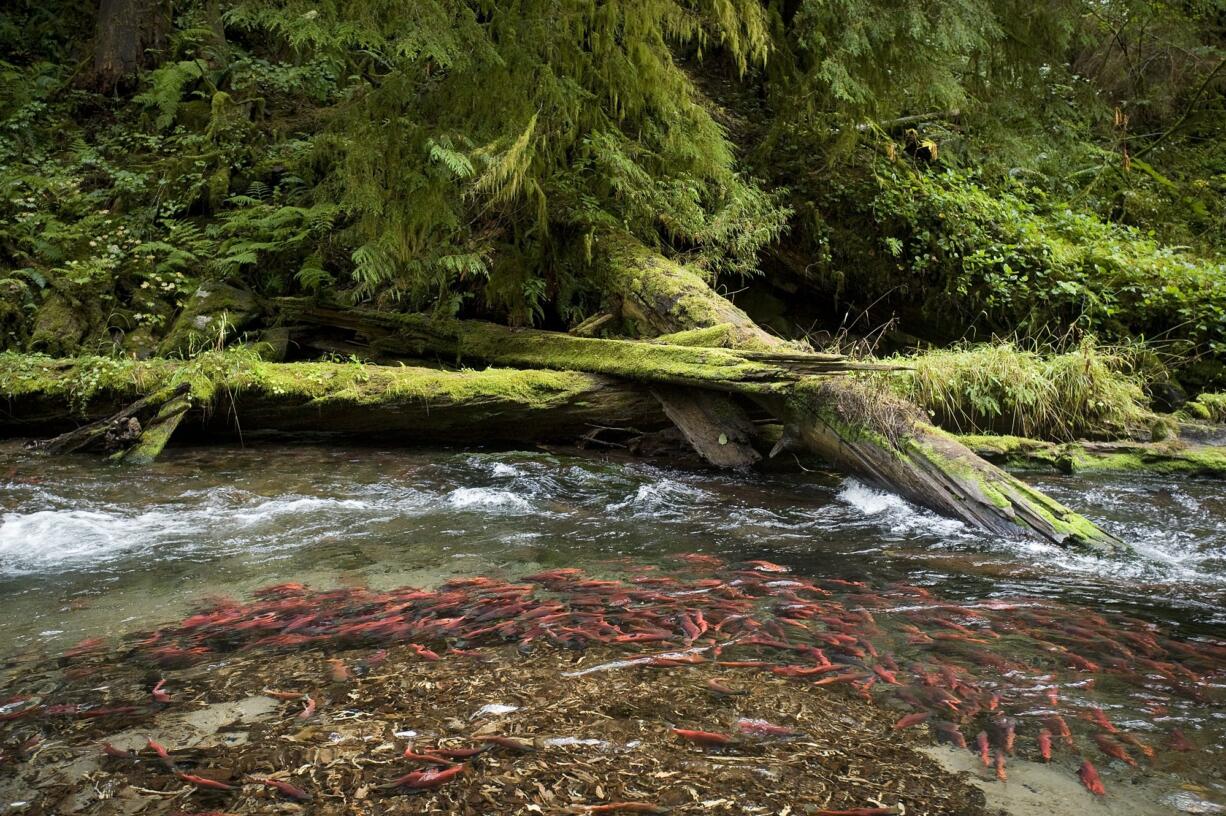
[1, 440, 1223, 811]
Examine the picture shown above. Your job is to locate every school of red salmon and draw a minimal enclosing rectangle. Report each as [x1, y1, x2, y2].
[7, 553, 1223, 807]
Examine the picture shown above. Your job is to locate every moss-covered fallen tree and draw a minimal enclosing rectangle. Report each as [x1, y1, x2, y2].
[960, 434, 1226, 477]
[597, 234, 1124, 553]
[0, 352, 668, 446]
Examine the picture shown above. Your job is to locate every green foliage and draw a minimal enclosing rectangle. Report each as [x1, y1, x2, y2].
[888, 339, 1159, 442]
[0, 0, 1222, 378]
[869, 167, 1225, 362]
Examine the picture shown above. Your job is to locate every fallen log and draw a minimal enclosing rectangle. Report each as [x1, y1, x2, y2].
[37, 382, 189, 455]
[0, 354, 669, 446]
[275, 299, 892, 391]
[962, 434, 1226, 477]
[597, 233, 1124, 552]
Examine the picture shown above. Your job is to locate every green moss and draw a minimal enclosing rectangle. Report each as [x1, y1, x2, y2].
[958, 432, 1226, 477]
[1191, 393, 1226, 423]
[1185, 401, 1212, 421]
[599, 234, 776, 352]
[652, 325, 737, 348]
[0, 351, 629, 423]
[29, 293, 89, 356]
[345, 307, 789, 392]
[910, 426, 1121, 551]
[158, 283, 258, 357]
[227, 357, 601, 411]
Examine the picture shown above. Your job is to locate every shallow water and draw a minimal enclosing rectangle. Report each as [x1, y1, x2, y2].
[3, 441, 1223, 652]
[1, 440, 1224, 809]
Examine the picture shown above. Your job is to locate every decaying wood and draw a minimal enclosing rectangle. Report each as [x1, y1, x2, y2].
[650, 386, 761, 469]
[274, 300, 894, 393]
[2, 358, 669, 447]
[37, 382, 190, 458]
[597, 232, 1124, 552]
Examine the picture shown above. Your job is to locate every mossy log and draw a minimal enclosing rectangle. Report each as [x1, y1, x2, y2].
[962, 434, 1226, 477]
[275, 300, 892, 393]
[0, 353, 668, 446]
[597, 233, 1124, 553]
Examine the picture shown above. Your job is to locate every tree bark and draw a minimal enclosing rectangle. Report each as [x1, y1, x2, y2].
[93, 0, 164, 91]
[597, 232, 1124, 552]
[0, 356, 668, 448]
[275, 299, 887, 392]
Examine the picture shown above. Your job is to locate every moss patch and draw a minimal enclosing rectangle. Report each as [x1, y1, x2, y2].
[960, 433, 1226, 477]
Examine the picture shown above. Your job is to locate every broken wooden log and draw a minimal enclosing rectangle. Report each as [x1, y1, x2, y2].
[274, 299, 896, 392]
[36, 382, 192, 461]
[596, 232, 1125, 552]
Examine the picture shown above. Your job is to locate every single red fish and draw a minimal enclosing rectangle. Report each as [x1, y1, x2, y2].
[671, 728, 733, 746]
[871, 665, 901, 685]
[298, 696, 316, 719]
[152, 679, 171, 703]
[1045, 714, 1074, 747]
[1064, 652, 1101, 672]
[744, 560, 789, 573]
[101, 742, 133, 759]
[1093, 733, 1136, 767]
[976, 731, 990, 767]
[409, 643, 441, 661]
[261, 689, 304, 701]
[1087, 707, 1117, 733]
[1117, 732, 1155, 760]
[146, 737, 174, 766]
[256, 777, 312, 801]
[476, 735, 535, 752]
[1167, 729, 1195, 752]
[893, 712, 929, 730]
[994, 750, 1007, 782]
[1037, 729, 1053, 762]
[932, 721, 967, 750]
[403, 748, 457, 765]
[177, 772, 234, 791]
[996, 716, 1016, 754]
[386, 763, 466, 789]
[1078, 760, 1106, 795]
[705, 678, 748, 698]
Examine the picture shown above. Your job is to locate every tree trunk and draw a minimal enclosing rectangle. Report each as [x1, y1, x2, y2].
[93, 0, 164, 91]
[0, 356, 669, 450]
[597, 232, 1124, 553]
[275, 300, 886, 392]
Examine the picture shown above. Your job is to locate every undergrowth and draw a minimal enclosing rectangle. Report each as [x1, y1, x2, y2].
[886, 339, 1160, 442]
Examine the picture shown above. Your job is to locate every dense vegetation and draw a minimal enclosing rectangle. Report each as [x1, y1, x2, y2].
[1, 0, 1223, 394]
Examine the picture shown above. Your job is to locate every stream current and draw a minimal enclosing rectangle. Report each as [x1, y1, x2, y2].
[0, 441, 1223, 811]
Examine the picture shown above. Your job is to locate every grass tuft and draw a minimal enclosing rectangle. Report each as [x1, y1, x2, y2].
[884, 339, 1159, 442]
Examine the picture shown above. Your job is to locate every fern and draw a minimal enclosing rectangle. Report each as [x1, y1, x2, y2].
[134, 60, 206, 130]
[295, 253, 334, 291]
